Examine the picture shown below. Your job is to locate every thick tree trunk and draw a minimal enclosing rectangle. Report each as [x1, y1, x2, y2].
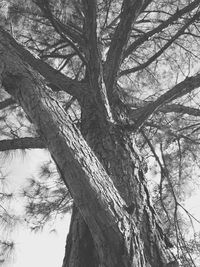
[62, 100, 178, 267]
[62, 205, 98, 267]
[0, 31, 178, 267]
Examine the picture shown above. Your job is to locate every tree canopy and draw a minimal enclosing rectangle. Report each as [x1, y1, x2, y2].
[1, 0, 200, 266]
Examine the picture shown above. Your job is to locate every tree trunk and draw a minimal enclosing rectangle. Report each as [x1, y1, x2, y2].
[0, 30, 178, 267]
[62, 205, 98, 267]
[62, 100, 177, 267]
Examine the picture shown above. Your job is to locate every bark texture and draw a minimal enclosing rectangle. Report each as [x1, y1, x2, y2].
[0, 27, 178, 267]
[62, 95, 177, 267]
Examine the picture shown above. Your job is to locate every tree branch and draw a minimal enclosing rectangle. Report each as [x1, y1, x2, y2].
[160, 104, 200, 117]
[104, 0, 150, 96]
[130, 73, 200, 130]
[0, 27, 85, 100]
[0, 98, 16, 110]
[34, 0, 86, 63]
[119, 86, 200, 118]
[123, 0, 200, 59]
[82, 0, 114, 124]
[142, 122, 198, 144]
[120, 11, 200, 76]
[0, 137, 45, 151]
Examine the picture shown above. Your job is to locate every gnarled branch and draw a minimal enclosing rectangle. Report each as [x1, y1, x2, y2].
[120, 11, 200, 76]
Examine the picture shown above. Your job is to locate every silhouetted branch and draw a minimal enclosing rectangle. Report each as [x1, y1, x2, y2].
[0, 27, 85, 99]
[0, 98, 16, 110]
[104, 0, 151, 95]
[120, 11, 200, 76]
[123, 0, 200, 59]
[0, 137, 45, 151]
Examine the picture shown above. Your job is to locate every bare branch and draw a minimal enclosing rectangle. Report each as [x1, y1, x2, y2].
[81, 0, 114, 124]
[0, 98, 16, 110]
[130, 73, 200, 130]
[0, 27, 85, 99]
[34, 0, 86, 63]
[123, 0, 200, 59]
[120, 87, 200, 117]
[120, 11, 200, 76]
[104, 0, 150, 96]
[145, 122, 199, 144]
[160, 104, 200, 117]
[0, 137, 45, 152]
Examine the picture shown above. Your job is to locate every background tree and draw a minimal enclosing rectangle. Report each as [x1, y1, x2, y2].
[1, 0, 200, 266]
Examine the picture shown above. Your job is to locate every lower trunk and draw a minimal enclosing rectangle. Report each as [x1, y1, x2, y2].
[62, 101, 178, 267]
[62, 205, 98, 267]
[63, 208, 177, 267]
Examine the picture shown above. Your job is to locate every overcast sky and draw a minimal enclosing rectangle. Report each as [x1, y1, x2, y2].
[1, 149, 71, 267]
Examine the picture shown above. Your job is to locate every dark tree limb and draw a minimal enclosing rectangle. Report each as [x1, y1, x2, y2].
[128, 73, 200, 130]
[104, 0, 150, 95]
[34, 0, 86, 64]
[0, 27, 85, 100]
[127, 99, 200, 117]
[119, 85, 200, 118]
[0, 137, 45, 152]
[123, 0, 200, 60]
[0, 98, 16, 110]
[120, 11, 200, 76]
[159, 104, 200, 117]
[82, 0, 114, 124]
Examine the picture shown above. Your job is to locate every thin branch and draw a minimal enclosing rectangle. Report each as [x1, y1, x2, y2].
[132, 73, 200, 130]
[124, 95, 200, 117]
[0, 27, 85, 99]
[145, 122, 200, 144]
[0, 137, 45, 151]
[123, 0, 200, 59]
[120, 11, 200, 76]
[160, 104, 200, 117]
[141, 130, 171, 224]
[178, 203, 200, 224]
[34, 0, 86, 64]
[0, 98, 16, 110]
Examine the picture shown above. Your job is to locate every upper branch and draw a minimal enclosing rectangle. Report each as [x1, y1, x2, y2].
[0, 27, 85, 100]
[159, 104, 200, 117]
[132, 73, 200, 130]
[123, 93, 200, 117]
[34, 0, 86, 63]
[123, 0, 200, 60]
[103, 0, 150, 96]
[81, 0, 114, 124]
[120, 11, 200, 76]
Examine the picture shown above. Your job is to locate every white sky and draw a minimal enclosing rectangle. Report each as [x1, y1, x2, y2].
[0, 149, 71, 267]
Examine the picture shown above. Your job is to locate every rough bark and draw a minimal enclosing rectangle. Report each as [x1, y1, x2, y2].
[62, 94, 177, 266]
[62, 205, 98, 267]
[0, 29, 178, 267]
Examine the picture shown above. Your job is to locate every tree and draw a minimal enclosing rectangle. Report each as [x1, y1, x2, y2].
[0, 0, 200, 266]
